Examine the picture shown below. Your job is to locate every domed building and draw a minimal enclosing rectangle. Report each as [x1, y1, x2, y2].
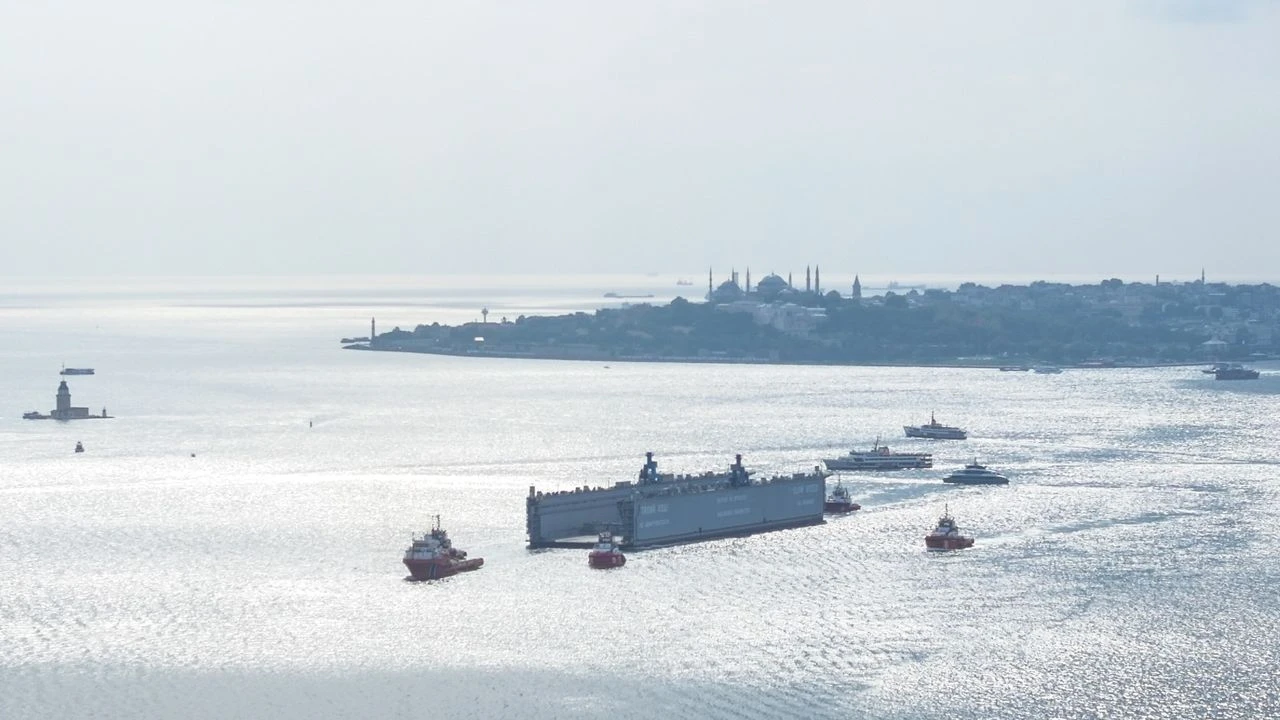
[754, 273, 789, 300]
[709, 279, 745, 303]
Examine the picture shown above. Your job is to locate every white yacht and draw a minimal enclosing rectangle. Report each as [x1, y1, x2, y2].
[943, 461, 1009, 485]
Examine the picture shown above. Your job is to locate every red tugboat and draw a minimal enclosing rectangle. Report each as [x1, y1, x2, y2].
[824, 480, 861, 514]
[587, 530, 627, 569]
[924, 506, 974, 551]
[402, 516, 484, 580]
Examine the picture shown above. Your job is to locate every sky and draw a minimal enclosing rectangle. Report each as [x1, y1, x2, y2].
[1, 1, 1278, 280]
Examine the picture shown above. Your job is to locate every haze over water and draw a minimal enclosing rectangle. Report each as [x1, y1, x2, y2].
[3, 276, 1279, 719]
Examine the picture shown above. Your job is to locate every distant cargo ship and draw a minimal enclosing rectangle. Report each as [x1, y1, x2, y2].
[526, 452, 828, 549]
[60, 366, 94, 375]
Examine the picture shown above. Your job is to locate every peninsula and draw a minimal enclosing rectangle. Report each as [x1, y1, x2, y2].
[346, 273, 1279, 367]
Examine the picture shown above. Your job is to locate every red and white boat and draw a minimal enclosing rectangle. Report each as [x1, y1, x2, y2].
[587, 531, 627, 569]
[823, 480, 861, 514]
[924, 506, 974, 551]
[402, 516, 484, 580]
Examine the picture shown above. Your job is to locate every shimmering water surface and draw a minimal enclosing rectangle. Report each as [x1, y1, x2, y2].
[2, 277, 1278, 719]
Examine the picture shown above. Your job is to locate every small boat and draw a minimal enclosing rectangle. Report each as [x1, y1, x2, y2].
[998, 365, 1030, 372]
[823, 439, 932, 471]
[1213, 363, 1259, 381]
[587, 530, 627, 569]
[1032, 365, 1063, 374]
[22, 411, 43, 420]
[903, 412, 967, 440]
[60, 366, 95, 376]
[924, 506, 974, 551]
[402, 516, 484, 580]
[74, 441, 84, 453]
[823, 480, 861, 514]
[943, 461, 1009, 485]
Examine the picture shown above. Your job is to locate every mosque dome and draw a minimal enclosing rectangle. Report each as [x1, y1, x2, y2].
[710, 279, 744, 303]
[756, 274, 789, 298]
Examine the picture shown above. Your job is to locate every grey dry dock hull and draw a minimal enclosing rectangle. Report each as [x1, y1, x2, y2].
[527, 473, 826, 549]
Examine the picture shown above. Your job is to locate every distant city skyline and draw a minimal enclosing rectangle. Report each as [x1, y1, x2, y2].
[2, 2, 1277, 278]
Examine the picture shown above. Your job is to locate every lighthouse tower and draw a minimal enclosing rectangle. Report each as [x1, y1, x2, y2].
[56, 380, 71, 414]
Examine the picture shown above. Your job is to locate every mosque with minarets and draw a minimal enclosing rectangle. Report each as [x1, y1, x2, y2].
[706, 264, 863, 304]
[704, 264, 857, 335]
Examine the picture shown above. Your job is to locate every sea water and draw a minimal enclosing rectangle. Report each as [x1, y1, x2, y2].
[1, 276, 1278, 719]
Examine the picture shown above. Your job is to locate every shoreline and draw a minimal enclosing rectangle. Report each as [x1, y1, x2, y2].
[343, 344, 1209, 371]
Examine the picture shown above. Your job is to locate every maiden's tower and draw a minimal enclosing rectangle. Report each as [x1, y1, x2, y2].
[23, 380, 112, 420]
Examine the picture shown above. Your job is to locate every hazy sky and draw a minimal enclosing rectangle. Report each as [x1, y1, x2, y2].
[2, 1, 1277, 279]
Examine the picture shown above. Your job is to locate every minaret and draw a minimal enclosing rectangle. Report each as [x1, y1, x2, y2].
[708, 267, 713, 299]
[805, 266, 811, 293]
[56, 380, 71, 415]
[1201, 268, 1206, 284]
[787, 272, 793, 288]
[371, 317, 376, 341]
[852, 275, 862, 300]
[745, 268, 751, 294]
[815, 265, 821, 295]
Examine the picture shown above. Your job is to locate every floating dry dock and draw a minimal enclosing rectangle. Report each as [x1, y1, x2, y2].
[527, 453, 828, 549]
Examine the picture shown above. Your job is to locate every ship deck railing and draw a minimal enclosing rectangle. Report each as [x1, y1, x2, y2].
[530, 468, 826, 502]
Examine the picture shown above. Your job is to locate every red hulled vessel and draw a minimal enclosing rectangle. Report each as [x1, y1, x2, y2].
[587, 531, 627, 569]
[823, 480, 861, 514]
[402, 516, 484, 580]
[924, 506, 974, 551]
